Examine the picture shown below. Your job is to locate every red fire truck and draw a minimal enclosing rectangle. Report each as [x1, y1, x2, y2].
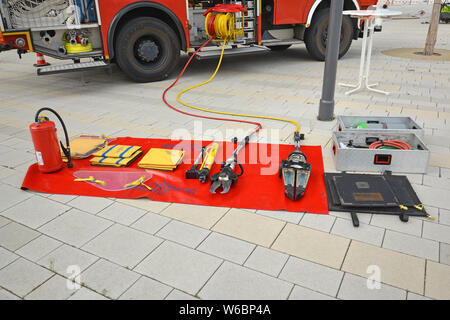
[0, 0, 378, 82]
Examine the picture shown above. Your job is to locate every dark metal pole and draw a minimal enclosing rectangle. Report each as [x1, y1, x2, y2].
[318, 0, 344, 121]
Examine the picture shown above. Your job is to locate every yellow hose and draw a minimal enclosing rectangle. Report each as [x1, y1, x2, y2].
[177, 40, 300, 132]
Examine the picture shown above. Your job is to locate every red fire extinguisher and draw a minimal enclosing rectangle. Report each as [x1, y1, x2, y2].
[30, 108, 73, 173]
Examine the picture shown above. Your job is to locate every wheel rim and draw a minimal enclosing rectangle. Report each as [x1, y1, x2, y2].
[133, 36, 164, 68]
[321, 24, 346, 49]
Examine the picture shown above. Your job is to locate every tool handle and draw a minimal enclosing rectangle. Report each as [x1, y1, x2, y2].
[200, 143, 219, 170]
[190, 147, 205, 170]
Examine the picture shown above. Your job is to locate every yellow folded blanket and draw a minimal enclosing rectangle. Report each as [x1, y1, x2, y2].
[93, 145, 142, 159]
[62, 137, 107, 159]
[138, 148, 184, 171]
[90, 150, 143, 168]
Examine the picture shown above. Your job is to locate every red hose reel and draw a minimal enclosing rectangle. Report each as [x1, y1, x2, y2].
[203, 4, 247, 40]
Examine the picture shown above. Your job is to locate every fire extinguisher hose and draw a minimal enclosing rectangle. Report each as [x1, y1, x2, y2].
[34, 107, 73, 168]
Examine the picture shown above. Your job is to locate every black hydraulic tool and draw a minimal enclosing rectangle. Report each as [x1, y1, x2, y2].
[210, 135, 248, 194]
[186, 142, 219, 183]
[279, 132, 312, 201]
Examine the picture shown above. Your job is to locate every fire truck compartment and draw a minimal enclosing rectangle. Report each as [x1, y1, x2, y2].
[0, 0, 103, 59]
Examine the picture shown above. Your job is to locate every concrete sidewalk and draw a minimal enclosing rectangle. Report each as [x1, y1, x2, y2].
[0, 11, 449, 300]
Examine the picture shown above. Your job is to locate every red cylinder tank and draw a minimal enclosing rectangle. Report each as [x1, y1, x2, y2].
[29, 120, 63, 173]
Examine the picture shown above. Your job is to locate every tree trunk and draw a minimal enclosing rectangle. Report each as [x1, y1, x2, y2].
[424, 0, 441, 55]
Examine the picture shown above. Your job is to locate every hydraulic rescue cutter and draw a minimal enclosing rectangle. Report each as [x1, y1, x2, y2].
[210, 136, 247, 194]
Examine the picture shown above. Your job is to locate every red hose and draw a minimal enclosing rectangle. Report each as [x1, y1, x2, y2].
[207, 15, 217, 36]
[162, 37, 263, 133]
[369, 140, 412, 150]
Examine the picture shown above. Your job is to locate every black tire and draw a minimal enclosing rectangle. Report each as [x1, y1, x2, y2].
[304, 8, 354, 61]
[267, 45, 292, 51]
[115, 17, 180, 83]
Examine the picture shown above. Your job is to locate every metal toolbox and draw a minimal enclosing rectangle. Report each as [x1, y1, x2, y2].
[332, 131, 430, 174]
[337, 116, 424, 138]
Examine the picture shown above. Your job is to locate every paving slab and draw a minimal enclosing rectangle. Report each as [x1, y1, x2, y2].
[255, 210, 304, 224]
[0, 216, 10, 228]
[412, 184, 450, 210]
[38, 209, 113, 247]
[134, 241, 222, 295]
[1, 171, 27, 189]
[382, 230, 439, 261]
[47, 194, 78, 204]
[331, 218, 385, 247]
[156, 220, 210, 248]
[338, 273, 406, 300]
[16, 235, 62, 262]
[425, 261, 450, 300]
[441, 243, 450, 266]
[116, 198, 171, 214]
[97, 202, 147, 226]
[81, 259, 140, 299]
[272, 223, 350, 269]
[66, 196, 114, 215]
[82, 224, 162, 269]
[25, 274, 78, 300]
[0, 149, 34, 168]
[0, 183, 32, 213]
[212, 209, 286, 248]
[0, 288, 20, 300]
[329, 211, 372, 225]
[279, 256, 344, 297]
[197, 232, 255, 264]
[131, 211, 171, 234]
[159, 203, 229, 229]
[0, 247, 18, 270]
[342, 241, 426, 295]
[0, 258, 53, 297]
[299, 213, 336, 233]
[370, 214, 423, 237]
[119, 276, 172, 300]
[199, 261, 293, 300]
[38, 244, 98, 276]
[288, 285, 336, 300]
[165, 289, 198, 300]
[407, 292, 432, 300]
[1, 196, 70, 229]
[0, 167, 15, 180]
[244, 246, 289, 277]
[0, 222, 40, 251]
[68, 287, 109, 300]
[440, 209, 450, 226]
[422, 221, 450, 244]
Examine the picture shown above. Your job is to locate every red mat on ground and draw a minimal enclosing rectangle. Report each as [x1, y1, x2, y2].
[21, 138, 328, 214]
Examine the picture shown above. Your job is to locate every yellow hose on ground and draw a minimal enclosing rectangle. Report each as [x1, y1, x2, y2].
[178, 13, 300, 133]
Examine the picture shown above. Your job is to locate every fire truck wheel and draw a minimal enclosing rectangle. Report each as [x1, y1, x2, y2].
[267, 45, 292, 51]
[304, 8, 353, 61]
[115, 17, 180, 82]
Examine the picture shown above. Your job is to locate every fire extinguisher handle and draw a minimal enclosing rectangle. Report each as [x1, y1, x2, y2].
[34, 107, 73, 169]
